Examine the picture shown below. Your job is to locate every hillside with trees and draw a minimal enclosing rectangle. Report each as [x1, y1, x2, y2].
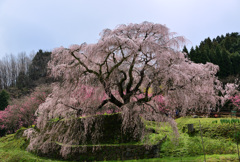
[23, 22, 237, 161]
[183, 32, 240, 82]
[0, 50, 51, 100]
[0, 50, 52, 137]
[0, 23, 239, 161]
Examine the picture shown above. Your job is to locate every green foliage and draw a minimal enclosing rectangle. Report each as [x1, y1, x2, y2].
[160, 134, 236, 157]
[16, 71, 30, 89]
[0, 133, 70, 162]
[187, 32, 240, 80]
[14, 127, 27, 139]
[0, 90, 10, 110]
[219, 119, 240, 124]
[2, 117, 240, 161]
[160, 117, 239, 157]
[0, 131, 239, 162]
[182, 45, 188, 54]
[176, 117, 240, 140]
[142, 121, 174, 145]
[28, 49, 51, 81]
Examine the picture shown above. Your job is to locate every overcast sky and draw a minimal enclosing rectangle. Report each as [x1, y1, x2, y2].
[0, 0, 239, 58]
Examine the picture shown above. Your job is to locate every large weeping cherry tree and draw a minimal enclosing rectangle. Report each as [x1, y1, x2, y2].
[37, 22, 226, 141]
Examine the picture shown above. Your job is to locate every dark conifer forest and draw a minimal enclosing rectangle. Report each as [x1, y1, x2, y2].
[183, 32, 240, 82]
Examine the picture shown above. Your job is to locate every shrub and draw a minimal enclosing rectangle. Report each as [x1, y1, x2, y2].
[0, 85, 51, 134]
[160, 134, 237, 157]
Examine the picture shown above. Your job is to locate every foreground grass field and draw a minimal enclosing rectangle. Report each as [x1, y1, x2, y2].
[1, 117, 240, 161]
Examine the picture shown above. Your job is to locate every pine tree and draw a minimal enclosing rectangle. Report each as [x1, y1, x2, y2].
[219, 49, 232, 78]
[189, 47, 196, 61]
[16, 71, 30, 89]
[199, 45, 210, 63]
[28, 49, 51, 81]
[182, 45, 189, 54]
[0, 90, 10, 110]
[230, 52, 240, 75]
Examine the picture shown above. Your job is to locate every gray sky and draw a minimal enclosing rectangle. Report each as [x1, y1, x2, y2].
[0, 0, 239, 58]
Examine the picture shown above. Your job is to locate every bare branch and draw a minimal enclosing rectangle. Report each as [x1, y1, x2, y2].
[70, 51, 99, 76]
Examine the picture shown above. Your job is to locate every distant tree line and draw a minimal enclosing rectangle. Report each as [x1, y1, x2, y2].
[183, 32, 240, 80]
[0, 50, 51, 108]
[0, 52, 32, 89]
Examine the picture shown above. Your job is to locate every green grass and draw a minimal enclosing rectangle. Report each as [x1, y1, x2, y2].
[160, 132, 237, 157]
[176, 117, 240, 140]
[0, 133, 239, 162]
[159, 117, 240, 158]
[0, 134, 68, 162]
[1, 117, 240, 161]
[107, 154, 240, 162]
[142, 120, 174, 145]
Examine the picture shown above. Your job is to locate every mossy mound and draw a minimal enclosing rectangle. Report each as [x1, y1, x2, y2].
[27, 113, 148, 160]
[177, 117, 240, 141]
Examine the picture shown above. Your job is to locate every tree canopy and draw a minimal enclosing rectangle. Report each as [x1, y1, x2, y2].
[34, 22, 230, 140]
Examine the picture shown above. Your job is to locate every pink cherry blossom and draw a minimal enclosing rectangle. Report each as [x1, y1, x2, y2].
[0, 86, 50, 134]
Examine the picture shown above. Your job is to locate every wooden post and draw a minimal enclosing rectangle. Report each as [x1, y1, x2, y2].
[187, 124, 194, 132]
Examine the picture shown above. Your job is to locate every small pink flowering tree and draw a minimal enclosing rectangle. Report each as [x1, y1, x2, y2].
[0, 86, 50, 134]
[230, 95, 240, 109]
[37, 22, 224, 140]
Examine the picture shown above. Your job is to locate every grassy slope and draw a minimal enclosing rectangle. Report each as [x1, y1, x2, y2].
[0, 134, 67, 162]
[161, 117, 240, 157]
[1, 117, 240, 161]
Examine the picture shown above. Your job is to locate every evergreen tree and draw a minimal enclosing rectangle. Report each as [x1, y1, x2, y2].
[185, 32, 240, 80]
[194, 46, 201, 63]
[214, 45, 222, 65]
[199, 44, 210, 63]
[219, 49, 232, 78]
[16, 71, 30, 89]
[182, 45, 189, 54]
[230, 52, 240, 75]
[188, 47, 196, 61]
[205, 37, 212, 49]
[0, 90, 10, 110]
[209, 48, 217, 64]
[224, 36, 232, 51]
[28, 49, 51, 81]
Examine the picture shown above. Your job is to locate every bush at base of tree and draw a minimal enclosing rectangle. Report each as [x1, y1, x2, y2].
[0, 85, 51, 135]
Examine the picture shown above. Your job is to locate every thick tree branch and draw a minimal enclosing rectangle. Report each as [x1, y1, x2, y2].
[126, 54, 137, 94]
[117, 70, 127, 98]
[98, 51, 116, 75]
[100, 79, 123, 108]
[106, 54, 130, 79]
[96, 99, 111, 110]
[71, 52, 99, 76]
[131, 64, 146, 93]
